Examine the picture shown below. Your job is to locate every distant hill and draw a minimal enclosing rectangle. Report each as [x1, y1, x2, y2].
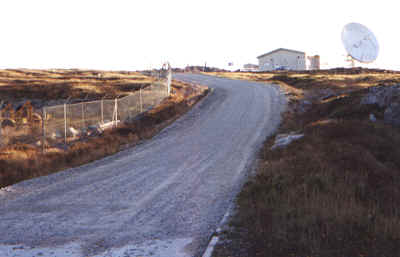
[172, 66, 229, 73]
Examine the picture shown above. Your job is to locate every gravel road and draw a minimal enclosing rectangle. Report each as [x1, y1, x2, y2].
[0, 74, 286, 257]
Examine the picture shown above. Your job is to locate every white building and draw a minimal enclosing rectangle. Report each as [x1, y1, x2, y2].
[257, 48, 306, 71]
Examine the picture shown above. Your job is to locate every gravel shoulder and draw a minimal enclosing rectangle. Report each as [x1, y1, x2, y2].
[0, 73, 285, 257]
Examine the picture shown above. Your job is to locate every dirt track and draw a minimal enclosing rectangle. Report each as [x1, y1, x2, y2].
[0, 74, 285, 257]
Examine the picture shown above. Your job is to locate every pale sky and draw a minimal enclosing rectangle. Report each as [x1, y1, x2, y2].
[0, 0, 398, 71]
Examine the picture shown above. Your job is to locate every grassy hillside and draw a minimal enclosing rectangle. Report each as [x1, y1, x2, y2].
[0, 69, 156, 104]
[212, 68, 400, 257]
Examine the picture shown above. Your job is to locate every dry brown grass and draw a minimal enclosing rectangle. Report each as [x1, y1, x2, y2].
[212, 68, 400, 257]
[0, 80, 209, 188]
[209, 68, 400, 100]
[0, 68, 155, 102]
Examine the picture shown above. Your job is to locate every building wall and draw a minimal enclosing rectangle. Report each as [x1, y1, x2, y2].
[258, 50, 306, 71]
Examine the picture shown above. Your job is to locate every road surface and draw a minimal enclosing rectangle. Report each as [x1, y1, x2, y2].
[0, 74, 286, 257]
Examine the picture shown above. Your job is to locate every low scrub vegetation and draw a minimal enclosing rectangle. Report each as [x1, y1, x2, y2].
[0, 68, 155, 103]
[212, 68, 400, 257]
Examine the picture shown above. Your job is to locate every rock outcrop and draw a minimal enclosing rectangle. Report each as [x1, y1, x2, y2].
[360, 84, 400, 108]
[384, 102, 400, 127]
[271, 132, 304, 150]
[360, 84, 400, 126]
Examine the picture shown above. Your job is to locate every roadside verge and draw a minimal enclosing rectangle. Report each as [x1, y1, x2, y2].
[0, 81, 209, 188]
[211, 70, 400, 257]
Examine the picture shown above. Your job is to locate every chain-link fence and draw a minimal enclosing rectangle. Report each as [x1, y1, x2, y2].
[0, 67, 171, 151]
[0, 102, 42, 147]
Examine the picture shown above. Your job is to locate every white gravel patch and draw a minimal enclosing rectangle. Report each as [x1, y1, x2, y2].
[0, 238, 192, 257]
[0, 243, 82, 257]
[98, 238, 193, 257]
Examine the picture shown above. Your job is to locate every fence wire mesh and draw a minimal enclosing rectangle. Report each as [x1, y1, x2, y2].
[0, 70, 171, 151]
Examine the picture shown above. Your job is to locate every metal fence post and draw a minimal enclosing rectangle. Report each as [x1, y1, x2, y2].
[114, 98, 118, 128]
[81, 102, 85, 128]
[167, 65, 172, 96]
[128, 95, 131, 120]
[42, 108, 46, 154]
[0, 109, 2, 147]
[140, 88, 143, 113]
[64, 103, 67, 145]
[101, 99, 104, 124]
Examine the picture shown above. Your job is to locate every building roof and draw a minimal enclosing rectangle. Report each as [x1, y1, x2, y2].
[257, 48, 305, 59]
[243, 63, 259, 68]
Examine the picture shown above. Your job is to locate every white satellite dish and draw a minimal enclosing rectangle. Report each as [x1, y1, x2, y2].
[341, 22, 379, 66]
